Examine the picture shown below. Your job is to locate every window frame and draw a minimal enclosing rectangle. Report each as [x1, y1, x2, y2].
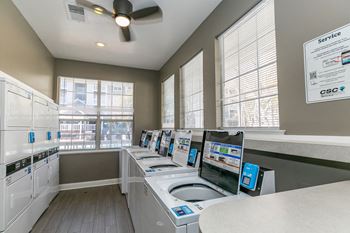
[216, 0, 280, 130]
[179, 50, 204, 129]
[161, 74, 175, 129]
[58, 77, 135, 151]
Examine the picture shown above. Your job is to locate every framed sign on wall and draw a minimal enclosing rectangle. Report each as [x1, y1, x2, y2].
[304, 23, 350, 104]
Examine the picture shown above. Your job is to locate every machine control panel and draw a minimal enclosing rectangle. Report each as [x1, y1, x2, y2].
[240, 163, 260, 191]
[172, 205, 194, 217]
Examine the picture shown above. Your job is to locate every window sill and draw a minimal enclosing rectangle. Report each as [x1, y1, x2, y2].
[59, 149, 122, 155]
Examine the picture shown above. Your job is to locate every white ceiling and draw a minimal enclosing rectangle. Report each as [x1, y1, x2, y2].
[12, 0, 222, 70]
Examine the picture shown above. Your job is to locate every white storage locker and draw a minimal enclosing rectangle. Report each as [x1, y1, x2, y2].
[0, 130, 34, 165]
[0, 73, 33, 131]
[0, 157, 33, 232]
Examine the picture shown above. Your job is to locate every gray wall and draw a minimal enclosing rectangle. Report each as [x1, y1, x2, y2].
[59, 152, 119, 184]
[54, 59, 160, 184]
[160, 0, 260, 129]
[245, 150, 350, 192]
[275, 0, 350, 135]
[160, 0, 350, 136]
[0, 0, 54, 98]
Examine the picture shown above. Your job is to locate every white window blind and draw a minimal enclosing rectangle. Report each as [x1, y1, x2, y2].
[162, 75, 175, 128]
[217, 0, 279, 128]
[59, 77, 134, 150]
[180, 51, 204, 129]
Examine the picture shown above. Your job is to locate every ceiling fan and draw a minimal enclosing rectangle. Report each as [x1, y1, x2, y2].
[76, 0, 162, 42]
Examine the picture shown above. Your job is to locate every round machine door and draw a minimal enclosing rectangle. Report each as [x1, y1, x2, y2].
[170, 183, 225, 202]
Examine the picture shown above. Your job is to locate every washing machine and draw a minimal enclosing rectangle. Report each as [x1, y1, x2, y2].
[0, 156, 33, 233]
[30, 150, 50, 227]
[140, 131, 247, 233]
[128, 130, 205, 233]
[129, 130, 163, 161]
[119, 130, 155, 194]
[47, 148, 59, 204]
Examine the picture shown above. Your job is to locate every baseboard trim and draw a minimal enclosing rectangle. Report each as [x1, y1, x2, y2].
[59, 178, 121, 191]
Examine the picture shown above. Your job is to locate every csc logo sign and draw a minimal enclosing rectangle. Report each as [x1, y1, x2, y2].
[320, 88, 339, 95]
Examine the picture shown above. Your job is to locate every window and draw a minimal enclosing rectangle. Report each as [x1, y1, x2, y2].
[180, 51, 204, 129]
[161, 75, 175, 128]
[59, 77, 134, 150]
[217, 0, 279, 128]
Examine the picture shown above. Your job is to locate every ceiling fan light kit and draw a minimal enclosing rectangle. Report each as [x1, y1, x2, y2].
[115, 14, 130, 27]
[76, 0, 162, 42]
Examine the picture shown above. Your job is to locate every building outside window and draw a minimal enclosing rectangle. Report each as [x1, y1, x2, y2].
[161, 75, 175, 129]
[217, 0, 279, 129]
[180, 51, 204, 129]
[58, 77, 134, 150]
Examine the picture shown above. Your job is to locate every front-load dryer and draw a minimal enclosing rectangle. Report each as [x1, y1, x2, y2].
[140, 131, 247, 233]
[30, 150, 49, 227]
[47, 148, 59, 203]
[0, 156, 33, 233]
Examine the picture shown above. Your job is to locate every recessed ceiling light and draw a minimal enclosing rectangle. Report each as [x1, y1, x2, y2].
[93, 6, 104, 15]
[96, 42, 105, 47]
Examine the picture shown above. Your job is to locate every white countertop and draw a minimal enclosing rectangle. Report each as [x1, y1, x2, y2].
[199, 181, 350, 233]
[244, 134, 350, 163]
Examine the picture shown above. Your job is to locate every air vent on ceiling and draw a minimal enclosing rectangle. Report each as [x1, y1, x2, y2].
[67, 4, 85, 22]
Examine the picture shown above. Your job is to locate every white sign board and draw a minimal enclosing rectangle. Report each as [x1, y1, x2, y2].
[304, 24, 350, 103]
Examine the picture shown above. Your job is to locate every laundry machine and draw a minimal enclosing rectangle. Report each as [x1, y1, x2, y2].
[30, 150, 50, 227]
[128, 130, 204, 233]
[47, 147, 59, 203]
[141, 131, 248, 233]
[119, 130, 156, 194]
[0, 157, 33, 233]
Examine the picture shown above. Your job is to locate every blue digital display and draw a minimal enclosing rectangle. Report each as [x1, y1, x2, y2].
[187, 148, 198, 166]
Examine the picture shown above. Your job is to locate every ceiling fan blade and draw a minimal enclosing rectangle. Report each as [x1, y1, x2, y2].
[76, 0, 114, 17]
[121, 26, 131, 42]
[129, 6, 161, 20]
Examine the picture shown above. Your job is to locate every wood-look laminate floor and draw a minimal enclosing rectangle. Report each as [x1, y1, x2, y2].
[31, 185, 135, 233]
